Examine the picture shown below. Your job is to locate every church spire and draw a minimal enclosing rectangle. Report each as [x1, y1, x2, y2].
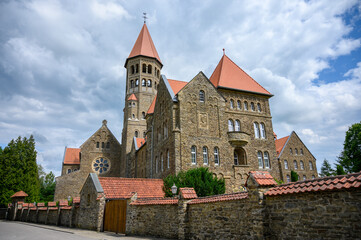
[126, 23, 162, 67]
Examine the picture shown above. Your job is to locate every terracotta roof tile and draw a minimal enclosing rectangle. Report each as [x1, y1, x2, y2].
[48, 202, 56, 207]
[136, 138, 145, 149]
[189, 192, 248, 205]
[63, 148, 80, 165]
[59, 200, 68, 206]
[73, 197, 80, 204]
[209, 54, 271, 95]
[147, 95, 157, 114]
[275, 136, 289, 157]
[265, 172, 361, 196]
[11, 191, 28, 198]
[179, 188, 198, 199]
[127, 93, 137, 101]
[130, 197, 178, 205]
[247, 171, 277, 186]
[128, 23, 161, 64]
[98, 177, 164, 199]
[168, 79, 188, 95]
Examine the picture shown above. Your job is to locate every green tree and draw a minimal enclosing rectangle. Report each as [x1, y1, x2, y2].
[39, 167, 56, 202]
[335, 164, 346, 175]
[320, 159, 334, 177]
[291, 170, 299, 182]
[163, 167, 225, 197]
[337, 122, 361, 173]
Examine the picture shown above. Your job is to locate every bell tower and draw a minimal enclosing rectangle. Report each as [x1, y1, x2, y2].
[121, 23, 162, 177]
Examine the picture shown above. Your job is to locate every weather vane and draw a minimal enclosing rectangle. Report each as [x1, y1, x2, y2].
[143, 12, 147, 23]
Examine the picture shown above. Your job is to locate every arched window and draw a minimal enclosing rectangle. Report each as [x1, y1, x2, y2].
[234, 152, 238, 165]
[260, 123, 266, 139]
[251, 102, 255, 111]
[132, 102, 136, 106]
[228, 119, 234, 132]
[237, 100, 241, 109]
[67, 169, 72, 174]
[142, 64, 146, 73]
[284, 160, 288, 169]
[257, 103, 261, 112]
[164, 122, 168, 138]
[264, 152, 270, 168]
[293, 160, 298, 169]
[142, 112, 145, 119]
[199, 90, 205, 102]
[73, 168, 78, 172]
[214, 147, 219, 165]
[312, 175, 315, 179]
[131, 65, 135, 74]
[235, 120, 241, 131]
[102, 142, 105, 148]
[244, 101, 248, 110]
[290, 148, 293, 154]
[157, 70, 160, 77]
[300, 149, 304, 155]
[135, 131, 138, 137]
[258, 151, 263, 168]
[300, 161, 304, 170]
[254, 122, 260, 138]
[106, 142, 110, 149]
[203, 147, 208, 165]
[142, 79, 146, 86]
[191, 146, 196, 164]
[295, 148, 298, 155]
[230, 99, 234, 109]
[143, 131, 146, 138]
[130, 80, 134, 88]
[148, 64, 152, 74]
[132, 114, 135, 119]
[154, 82, 157, 89]
[167, 150, 170, 169]
[309, 161, 313, 170]
[303, 175, 306, 181]
[96, 142, 99, 148]
[286, 175, 291, 183]
[135, 79, 139, 86]
[147, 79, 152, 87]
[136, 64, 139, 73]
[161, 154, 163, 172]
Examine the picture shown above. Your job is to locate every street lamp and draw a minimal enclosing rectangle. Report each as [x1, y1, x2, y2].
[171, 183, 178, 196]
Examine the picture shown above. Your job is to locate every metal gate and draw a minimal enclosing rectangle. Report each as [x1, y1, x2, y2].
[103, 200, 127, 233]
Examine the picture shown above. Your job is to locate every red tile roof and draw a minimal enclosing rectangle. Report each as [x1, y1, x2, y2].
[189, 192, 248, 205]
[209, 54, 271, 96]
[147, 95, 157, 114]
[136, 138, 145, 149]
[127, 23, 161, 64]
[130, 197, 178, 205]
[127, 93, 137, 101]
[98, 177, 165, 199]
[275, 136, 289, 157]
[63, 148, 80, 165]
[168, 79, 188, 94]
[265, 172, 361, 196]
[247, 171, 277, 186]
[59, 200, 68, 206]
[73, 197, 80, 204]
[11, 191, 28, 198]
[48, 202, 56, 207]
[179, 188, 198, 199]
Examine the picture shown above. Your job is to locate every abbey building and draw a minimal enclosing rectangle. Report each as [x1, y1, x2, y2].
[54, 23, 317, 199]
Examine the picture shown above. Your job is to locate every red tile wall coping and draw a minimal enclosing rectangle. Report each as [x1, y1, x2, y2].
[37, 203, 45, 207]
[265, 171, 361, 196]
[188, 192, 248, 205]
[73, 197, 80, 204]
[179, 188, 198, 199]
[130, 197, 179, 206]
[58, 200, 69, 206]
[48, 202, 57, 207]
[48, 207, 58, 210]
[248, 171, 277, 186]
[60, 206, 72, 210]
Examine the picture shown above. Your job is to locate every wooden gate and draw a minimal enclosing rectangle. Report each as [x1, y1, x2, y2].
[103, 200, 127, 233]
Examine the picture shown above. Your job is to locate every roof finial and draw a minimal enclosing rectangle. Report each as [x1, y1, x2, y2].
[143, 12, 147, 24]
[102, 119, 107, 126]
[223, 48, 225, 55]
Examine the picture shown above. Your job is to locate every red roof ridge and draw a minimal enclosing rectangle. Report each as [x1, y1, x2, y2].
[275, 135, 289, 157]
[11, 191, 28, 198]
[147, 95, 157, 114]
[128, 93, 137, 101]
[167, 79, 188, 95]
[188, 192, 248, 205]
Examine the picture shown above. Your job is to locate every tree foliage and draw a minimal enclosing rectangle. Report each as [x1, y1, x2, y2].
[0, 136, 39, 207]
[290, 170, 299, 182]
[163, 167, 225, 197]
[337, 122, 361, 173]
[38, 164, 56, 202]
[320, 159, 335, 177]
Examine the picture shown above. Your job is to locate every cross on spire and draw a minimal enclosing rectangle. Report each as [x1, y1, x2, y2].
[143, 12, 147, 23]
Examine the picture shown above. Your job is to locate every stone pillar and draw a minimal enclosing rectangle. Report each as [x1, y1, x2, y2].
[177, 199, 189, 240]
[96, 193, 106, 232]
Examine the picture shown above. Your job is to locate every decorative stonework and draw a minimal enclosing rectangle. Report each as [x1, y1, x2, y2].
[92, 157, 110, 174]
[198, 112, 208, 129]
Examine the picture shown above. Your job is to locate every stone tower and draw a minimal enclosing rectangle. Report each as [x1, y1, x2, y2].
[121, 23, 162, 177]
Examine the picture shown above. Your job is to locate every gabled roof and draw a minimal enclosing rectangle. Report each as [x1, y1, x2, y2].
[209, 54, 272, 96]
[11, 191, 28, 198]
[179, 188, 198, 199]
[246, 171, 277, 187]
[126, 23, 162, 65]
[63, 148, 80, 165]
[275, 136, 289, 157]
[265, 171, 361, 196]
[127, 93, 137, 101]
[98, 177, 165, 199]
[134, 137, 145, 151]
[80, 120, 120, 149]
[168, 79, 188, 95]
[147, 95, 157, 114]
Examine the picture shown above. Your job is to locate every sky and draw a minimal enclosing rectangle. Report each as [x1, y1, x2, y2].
[0, 0, 360, 177]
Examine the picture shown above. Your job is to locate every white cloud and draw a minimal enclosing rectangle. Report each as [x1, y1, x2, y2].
[91, 0, 131, 20]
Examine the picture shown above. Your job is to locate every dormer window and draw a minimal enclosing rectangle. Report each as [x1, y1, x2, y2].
[199, 90, 205, 102]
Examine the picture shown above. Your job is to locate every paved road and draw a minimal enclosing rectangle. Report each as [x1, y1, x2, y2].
[0, 220, 170, 240]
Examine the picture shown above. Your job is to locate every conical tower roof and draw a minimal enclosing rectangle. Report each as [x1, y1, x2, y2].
[210, 54, 271, 96]
[126, 23, 162, 66]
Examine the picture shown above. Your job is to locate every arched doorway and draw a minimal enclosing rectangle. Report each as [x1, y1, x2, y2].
[234, 148, 247, 165]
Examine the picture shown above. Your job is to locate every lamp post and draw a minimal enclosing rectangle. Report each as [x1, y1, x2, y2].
[171, 183, 178, 196]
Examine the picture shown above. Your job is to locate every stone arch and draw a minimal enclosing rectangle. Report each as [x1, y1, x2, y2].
[234, 147, 247, 165]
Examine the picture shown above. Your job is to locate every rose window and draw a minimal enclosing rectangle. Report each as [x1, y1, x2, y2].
[92, 158, 110, 174]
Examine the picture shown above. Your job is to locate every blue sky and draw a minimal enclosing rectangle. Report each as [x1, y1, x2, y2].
[0, 0, 360, 176]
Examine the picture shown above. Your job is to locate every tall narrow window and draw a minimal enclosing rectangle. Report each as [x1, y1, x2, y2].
[142, 112, 145, 119]
[303, 175, 306, 181]
[244, 101, 248, 110]
[290, 148, 293, 154]
[286, 175, 291, 183]
[142, 64, 146, 73]
[131, 65, 135, 74]
[312, 175, 315, 179]
[234, 152, 239, 165]
[251, 102, 255, 111]
[237, 100, 241, 109]
[228, 119, 234, 132]
[300, 149, 304, 155]
[230, 99, 234, 109]
[164, 122, 168, 138]
[191, 146, 196, 164]
[254, 122, 260, 138]
[260, 123, 266, 139]
[167, 150, 170, 169]
[235, 120, 241, 131]
[136, 64, 139, 73]
[143, 131, 146, 138]
[264, 152, 270, 168]
[102, 142, 105, 148]
[258, 151, 263, 168]
[161, 154, 164, 172]
[309, 161, 313, 170]
[142, 79, 146, 86]
[135, 131, 138, 137]
[214, 147, 219, 165]
[147, 79, 152, 87]
[96, 142, 99, 148]
[135, 79, 139, 86]
[295, 148, 298, 155]
[199, 90, 205, 102]
[131, 80, 134, 88]
[155, 156, 158, 173]
[148, 64, 152, 74]
[257, 103, 262, 112]
[294, 160, 298, 169]
[106, 142, 110, 149]
[203, 147, 208, 165]
[300, 161, 304, 170]
[284, 160, 288, 169]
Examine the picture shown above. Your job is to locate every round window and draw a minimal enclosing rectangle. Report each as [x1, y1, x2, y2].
[92, 157, 110, 174]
